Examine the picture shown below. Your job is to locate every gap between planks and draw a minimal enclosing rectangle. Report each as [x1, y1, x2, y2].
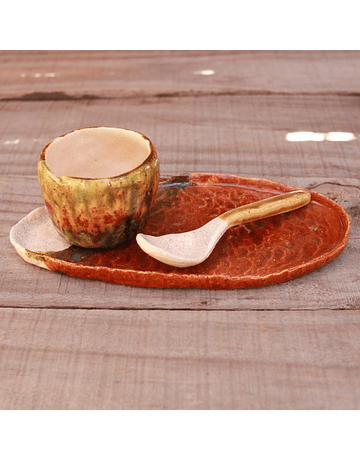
[2, 90, 360, 102]
[0, 306, 359, 312]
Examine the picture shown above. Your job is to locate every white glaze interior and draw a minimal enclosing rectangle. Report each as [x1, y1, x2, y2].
[45, 127, 151, 179]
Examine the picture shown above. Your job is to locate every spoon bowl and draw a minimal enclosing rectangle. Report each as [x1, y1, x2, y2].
[136, 190, 311, 267]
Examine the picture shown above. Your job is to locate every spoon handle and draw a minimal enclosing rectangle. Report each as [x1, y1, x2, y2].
[218, 190, 311, 229]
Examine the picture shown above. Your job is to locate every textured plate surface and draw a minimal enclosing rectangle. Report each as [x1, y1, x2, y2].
[16, 173, 350, 289]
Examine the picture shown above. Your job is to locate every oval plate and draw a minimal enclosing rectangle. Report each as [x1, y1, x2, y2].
[12, 173, 350, 289]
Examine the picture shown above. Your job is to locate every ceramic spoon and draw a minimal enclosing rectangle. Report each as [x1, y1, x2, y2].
[136, 190, 311, 268]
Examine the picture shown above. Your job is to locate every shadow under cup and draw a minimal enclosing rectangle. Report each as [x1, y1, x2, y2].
[37, 127, 160, 248]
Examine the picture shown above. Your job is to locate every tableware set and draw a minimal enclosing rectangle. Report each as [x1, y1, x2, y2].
[10, 127, 350, 288]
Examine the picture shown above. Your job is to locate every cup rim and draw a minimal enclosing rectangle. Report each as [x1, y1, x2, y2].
[39, 126, 158, 181]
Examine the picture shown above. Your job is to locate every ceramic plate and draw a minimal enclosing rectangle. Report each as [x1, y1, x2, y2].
[10, 173, 350, 289]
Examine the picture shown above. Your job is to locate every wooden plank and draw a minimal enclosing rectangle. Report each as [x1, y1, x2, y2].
[0, 50, 359, 414]
[0, 307, 359, 409]
[1, 51, 360, 99]
[0, 95, 360, 178]
[1, 174, 359, 310]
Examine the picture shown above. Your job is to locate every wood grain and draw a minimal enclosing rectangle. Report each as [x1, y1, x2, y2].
[1, 51, 360, 410]
[1, 51, 360, 99]
[1, 174, 359, 310]
[0, 95, 359, 178]
[0, 308, 359, 409]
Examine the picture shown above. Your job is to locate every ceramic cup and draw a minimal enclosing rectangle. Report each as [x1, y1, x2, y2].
[38, 127, 160, 248]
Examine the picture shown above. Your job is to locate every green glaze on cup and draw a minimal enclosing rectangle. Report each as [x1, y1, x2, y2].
[38, 127, 160, 248]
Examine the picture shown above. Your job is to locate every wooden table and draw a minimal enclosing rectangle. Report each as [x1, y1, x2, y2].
[0, 50, 359, 409]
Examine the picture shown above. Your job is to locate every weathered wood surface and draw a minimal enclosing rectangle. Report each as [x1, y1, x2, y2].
[0, 50, 359, 409]
[1, 95, 360, 179]
[1, 174, 359, 310]
[1, 50, 360, 100]
[0, 308, 359, 410]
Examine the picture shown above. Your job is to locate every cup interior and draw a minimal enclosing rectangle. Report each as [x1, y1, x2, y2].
[45, 127, 151, 179]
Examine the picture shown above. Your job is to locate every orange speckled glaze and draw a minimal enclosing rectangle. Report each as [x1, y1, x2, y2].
[31, 173, 350, 289]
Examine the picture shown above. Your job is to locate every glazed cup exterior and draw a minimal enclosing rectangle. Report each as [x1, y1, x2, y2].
[37, 128, 160, 248]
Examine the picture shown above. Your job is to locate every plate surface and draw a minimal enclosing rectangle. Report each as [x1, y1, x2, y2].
[12, 173, 350, 289]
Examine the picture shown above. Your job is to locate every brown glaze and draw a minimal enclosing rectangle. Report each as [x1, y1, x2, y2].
[31, 173, 350, 289]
